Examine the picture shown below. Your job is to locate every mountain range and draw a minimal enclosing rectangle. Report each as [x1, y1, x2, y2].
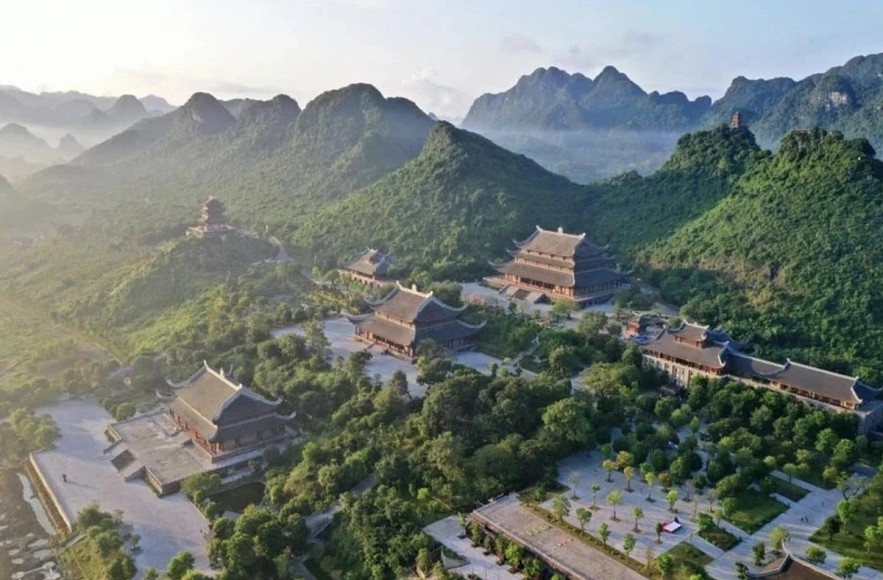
[462, 53, 883, 182]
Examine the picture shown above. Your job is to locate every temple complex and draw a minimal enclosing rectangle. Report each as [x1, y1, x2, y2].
[187, 197, 238, 238]
[487, 226, 629, 305]
[642, 322, 883, 433]
[340, 249, 393, 286]
[105, 363, 295, 495]
[346, 282, 484, 360]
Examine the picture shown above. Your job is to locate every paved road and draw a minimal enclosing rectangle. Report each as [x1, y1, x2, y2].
[425, 516, 523, 580]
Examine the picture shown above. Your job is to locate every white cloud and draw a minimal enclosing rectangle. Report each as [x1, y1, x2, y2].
[400, 69, 471, 117]
[500, 34, 542, 54]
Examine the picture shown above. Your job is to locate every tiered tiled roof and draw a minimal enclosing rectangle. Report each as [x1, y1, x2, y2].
[166, 364, 293, 442]
[345, 249, 392, 278]
[346, 283, 483, 349]
[497, 226, 627, 291]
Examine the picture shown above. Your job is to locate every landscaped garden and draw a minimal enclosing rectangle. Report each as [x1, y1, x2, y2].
[725, 489, 789, 534]
[769, 476, 809, 502]
[664, 542, 712, 579]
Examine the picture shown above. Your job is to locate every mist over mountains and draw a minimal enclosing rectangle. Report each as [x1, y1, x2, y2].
[463, 53, 883, 182]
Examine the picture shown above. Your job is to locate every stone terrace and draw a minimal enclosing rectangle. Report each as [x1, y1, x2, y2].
[30, 399, 210, 578]
[472, 494, 644, 580]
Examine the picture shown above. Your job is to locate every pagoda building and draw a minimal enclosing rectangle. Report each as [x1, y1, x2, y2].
[345, 282, 484, 360]
[164, 363, 295, 460]
[340, 249, 393, 286]
[642, 321, 883, 434]
[488, 226, 629, 305]
[187, 197, 237, 238]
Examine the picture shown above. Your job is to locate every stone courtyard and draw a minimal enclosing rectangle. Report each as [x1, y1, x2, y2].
[30, 400, 210, 578]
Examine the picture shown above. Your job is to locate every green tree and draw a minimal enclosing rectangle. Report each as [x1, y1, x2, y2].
[645, 471, 656, 501]
[633, 506, 644, 532]
[602, 459, 617, 482]
[552, 495, 571, 523]
[805, 546, 826, 565]
[576, 507, 592, 535]
[504, 543, 524, 569]
[838, 557, 861, 579]
[623, 465, 635, 492]
[598, 522, 611, 547]
[656, 553, 675, 579]
[838, 500, 856, 534]
[592, 483, 602, 507]
[623, 532, 636, 560]
[753, 542, 766, 566]
[770, 525, 789, 554]
[607, 490, 623, 520]
[655, 521, 664, 543]
[166, 551, 195, 580]
[666, 489, 679, 512]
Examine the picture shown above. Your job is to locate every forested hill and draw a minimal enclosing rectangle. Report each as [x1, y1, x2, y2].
[20, 84, 435, 234]
[636, 129, 883, 383]
[463, 66, 711, 132]
[295, 121, 589, 281]
[461, 53, 883, 183]
[705, 53, 883, 150]
[584, 125, 769, 252]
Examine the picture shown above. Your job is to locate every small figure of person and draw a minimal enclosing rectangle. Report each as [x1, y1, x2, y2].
[61, 473, 68, 483]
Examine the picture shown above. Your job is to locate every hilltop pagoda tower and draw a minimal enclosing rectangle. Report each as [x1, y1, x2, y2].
[188, 197, 237, 238]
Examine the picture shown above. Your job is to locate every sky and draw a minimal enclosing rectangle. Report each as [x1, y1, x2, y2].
[2, 0, 882, 118]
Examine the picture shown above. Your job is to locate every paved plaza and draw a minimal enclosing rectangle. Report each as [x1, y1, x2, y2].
[31, 400, 209, 578]
[554, 454, 883, 580]
[424, 516, 523, 580]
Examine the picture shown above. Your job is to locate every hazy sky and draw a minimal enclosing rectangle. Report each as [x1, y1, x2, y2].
[3, 0, 882, 117]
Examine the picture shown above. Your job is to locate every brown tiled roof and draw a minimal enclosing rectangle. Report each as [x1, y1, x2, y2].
[768, 361, 869, 405]
[166, 365, 282, 442]
[668, 322, 709, 343]
[498, 260, 574, 287]
[353, 316, 415, 347]
[643, 330, 728, 370]
[368, 283, 465, 324]
[574, 268, 627, 289]
[516, 227, 602, 257]
[728, 352, 785, 377]
[345, 249, 391, 277]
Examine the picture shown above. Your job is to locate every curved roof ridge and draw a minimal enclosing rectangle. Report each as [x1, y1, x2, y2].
[364, 284, 399, 307]
[535, 225, 586, 239]
[456, 319, 487, 330]
[166, 362, 209, 389]
[396, 280, 432, 298]
[421, 295, 468, 314]
[784, 358, 859, 382]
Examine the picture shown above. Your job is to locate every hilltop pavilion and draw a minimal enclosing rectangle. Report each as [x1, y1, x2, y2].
[187, 197, 237, 238]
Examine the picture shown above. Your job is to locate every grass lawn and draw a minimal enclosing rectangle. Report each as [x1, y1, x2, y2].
[770, 476, 810, 502]
[810, 511, 883, 572]
[698, 524, 741, 550]
[726, 490, 789, 534]
[665, 542, 713, 579]
[60, 537, 106, 580]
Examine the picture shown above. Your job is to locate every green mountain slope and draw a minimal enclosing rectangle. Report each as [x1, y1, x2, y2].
[585, 125, 769, 251]
[707, 54, 883, 151]
[638, 129, 883, 382]
[296, 121, 589, 280]
[23, 85, 434, 236]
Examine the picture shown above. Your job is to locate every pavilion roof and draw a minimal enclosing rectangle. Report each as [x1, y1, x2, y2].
[366, 282, 466, 324]
[166, 364, 283, 442]
[514, 226, 604, 257]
